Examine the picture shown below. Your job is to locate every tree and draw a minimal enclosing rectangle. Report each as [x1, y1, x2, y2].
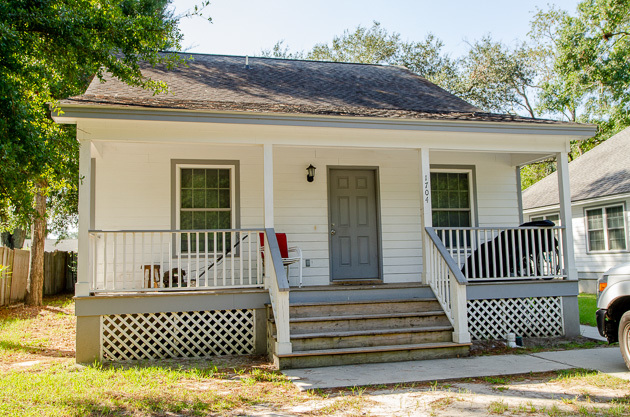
[0, 0, 209, 305]
[299, 22, 459, 88]
[454, 37, 540, 118]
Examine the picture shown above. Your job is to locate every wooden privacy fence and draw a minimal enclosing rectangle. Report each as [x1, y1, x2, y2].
[44, 251, 77, 296]
[0, 247, 77, 306]
[0, 247, 30, 306]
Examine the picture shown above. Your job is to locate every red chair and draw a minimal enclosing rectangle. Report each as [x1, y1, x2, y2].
[259, 232, 303, 287]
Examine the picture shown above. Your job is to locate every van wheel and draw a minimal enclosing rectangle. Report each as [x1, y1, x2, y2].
[619, 311, 630, 370]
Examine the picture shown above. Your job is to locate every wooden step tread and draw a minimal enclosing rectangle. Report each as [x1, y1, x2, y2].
[286, 298, 439, 308]
[275, 341, 471, 358]
[283, 325, 453, 340]
[270, 310, 446, 324]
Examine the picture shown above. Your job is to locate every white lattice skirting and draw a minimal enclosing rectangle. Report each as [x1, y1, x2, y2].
[467, 297, 564, 340]
[100, 309, 255, 361]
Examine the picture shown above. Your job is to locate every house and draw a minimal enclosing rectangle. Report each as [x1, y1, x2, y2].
[523, 127, 630, 293]
[53, 54, 596, 368]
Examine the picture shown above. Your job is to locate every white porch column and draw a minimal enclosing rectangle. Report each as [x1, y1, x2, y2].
[76, 138, 92, 297]
[556, 151, 577, 281]
[263, 144, 274, 228]
[420, 148, 432, 285]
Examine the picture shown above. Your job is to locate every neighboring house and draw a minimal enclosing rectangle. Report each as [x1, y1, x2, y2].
[523, 127, 630, 293]
[53, 54, 596, 368]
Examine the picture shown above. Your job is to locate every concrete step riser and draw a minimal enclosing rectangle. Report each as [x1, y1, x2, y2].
[289, 314, 451, 334]
[288, 301, 442, 318]
[276, 345, 470, 369]
[291, 329, 453, 351]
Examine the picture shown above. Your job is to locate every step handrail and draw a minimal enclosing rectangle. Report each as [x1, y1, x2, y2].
[264, 228, 292, 354]
[425, 227, 470, 344]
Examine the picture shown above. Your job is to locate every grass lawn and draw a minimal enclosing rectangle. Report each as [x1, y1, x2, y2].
[579, 293, 598, 327]
[1, 294, 628, 416]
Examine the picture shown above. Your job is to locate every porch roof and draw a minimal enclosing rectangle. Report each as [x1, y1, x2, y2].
[62, 53, 576, 126]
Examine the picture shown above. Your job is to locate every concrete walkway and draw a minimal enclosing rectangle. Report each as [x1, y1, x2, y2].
[580, 324, 608, 342]
[283, 347, 630, 390]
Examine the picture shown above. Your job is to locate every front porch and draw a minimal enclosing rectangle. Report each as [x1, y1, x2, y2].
[73, 138, 581, 367]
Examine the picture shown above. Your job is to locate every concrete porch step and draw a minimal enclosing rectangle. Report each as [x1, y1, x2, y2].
[287, 299, 443, 318]
[286, 325, 454, 351]
[285, 310, 451, 334]
[274, 341, 471, 369]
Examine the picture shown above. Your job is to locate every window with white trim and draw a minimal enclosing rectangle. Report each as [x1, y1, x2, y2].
[430, 170, 473, 228]
[585, 204, 627, 252]
[176, 165, 236, 252]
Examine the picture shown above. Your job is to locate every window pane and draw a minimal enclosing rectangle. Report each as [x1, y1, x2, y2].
[181, 189, 193, 209]
[219, 190, 231, 208]
[218, 211, 231, 229]
[588, 230, 605, 251]
[193, 190, 206, 208]
[531, 216, 543, 222]
[587, 209, 603, 230]
[459, 211, 471, 227]
[447, 173, 459, 190]
[181, 169, 193, 188]
[180, 211, 193, 230]
[448, 191, 459, 208]
[206, 169, 218, 188]
[459, 174, 469, 191]
[192, 169, 206, 188]
[606, 206, 625, 229]
[460, 191, 469, 209]
[218, 169, 230, 188]
[609, 228, 627, 250]
[207, 211, 218, 229]
[207, 190, 218, 208]
[193, 211, 206, 230]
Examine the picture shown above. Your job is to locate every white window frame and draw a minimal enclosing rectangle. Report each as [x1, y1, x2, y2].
[584, 203, 628, 254]
[430, 168, 476, 228]
[175, 164, 237, 231]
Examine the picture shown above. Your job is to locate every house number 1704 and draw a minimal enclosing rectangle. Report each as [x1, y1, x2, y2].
[424, 174, 430, 203]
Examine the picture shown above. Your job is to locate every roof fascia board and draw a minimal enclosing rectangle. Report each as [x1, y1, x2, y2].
[523, 192, 630, 214]
[53, 105, 597, 138]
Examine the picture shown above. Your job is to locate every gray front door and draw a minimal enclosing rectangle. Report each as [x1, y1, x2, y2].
[329, 168, 380, 281]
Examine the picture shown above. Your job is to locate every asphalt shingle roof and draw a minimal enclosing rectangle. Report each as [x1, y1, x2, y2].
[61, 53, 578, 124]
[522, 127, 630, 209]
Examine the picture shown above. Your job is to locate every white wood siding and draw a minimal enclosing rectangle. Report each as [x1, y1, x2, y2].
[93, 142, 522, 286]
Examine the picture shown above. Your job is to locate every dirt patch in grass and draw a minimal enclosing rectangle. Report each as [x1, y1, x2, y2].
[0, 294, 75, 372]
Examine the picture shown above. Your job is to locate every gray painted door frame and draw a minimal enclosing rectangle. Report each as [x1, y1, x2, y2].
[327, 166, 383, 282]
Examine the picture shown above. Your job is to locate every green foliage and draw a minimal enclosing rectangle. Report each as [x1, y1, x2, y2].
[304, 21, 459, 88]
[455, 37, 539, 117]
[0, 0, 206, 232]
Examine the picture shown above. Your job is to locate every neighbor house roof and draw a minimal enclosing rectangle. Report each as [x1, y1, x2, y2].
[61, 53, 579, 124]
[522, 127, 630, 210]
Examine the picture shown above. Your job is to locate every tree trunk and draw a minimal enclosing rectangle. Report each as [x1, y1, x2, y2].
[26, 186, 46, 306]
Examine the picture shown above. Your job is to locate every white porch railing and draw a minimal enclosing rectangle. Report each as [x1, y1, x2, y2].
[425, 227, 470, 344]
[88, 229, 264, 292]
[434, 226, 566, 281]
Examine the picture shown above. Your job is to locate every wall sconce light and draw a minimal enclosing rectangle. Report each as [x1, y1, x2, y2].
[306, 164, 316, 182]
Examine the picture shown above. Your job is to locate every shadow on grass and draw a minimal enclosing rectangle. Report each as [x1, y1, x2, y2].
[0, 339, 74, 358]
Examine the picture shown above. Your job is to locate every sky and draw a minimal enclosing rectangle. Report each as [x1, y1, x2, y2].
[172, 0, 583, 58]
